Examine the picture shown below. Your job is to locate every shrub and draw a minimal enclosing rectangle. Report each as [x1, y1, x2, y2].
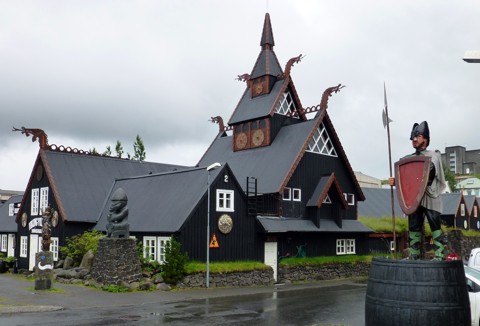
[59, 230, 104, 266]
[102, 284, 129, 293]
[136, 241, 162, 275]
[162, 237, 188, 285]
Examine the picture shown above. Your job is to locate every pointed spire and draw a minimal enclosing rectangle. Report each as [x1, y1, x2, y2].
[251, 13, 282, 79]
[260, 13, 275, 49]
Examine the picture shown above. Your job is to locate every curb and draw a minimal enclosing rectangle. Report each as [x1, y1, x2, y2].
[0, 305, 64, 314]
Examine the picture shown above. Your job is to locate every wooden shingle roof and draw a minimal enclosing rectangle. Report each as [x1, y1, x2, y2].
[94, 165, 232, 233]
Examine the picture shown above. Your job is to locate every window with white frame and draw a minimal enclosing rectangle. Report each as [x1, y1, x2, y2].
[142, 236, 171, 264]
[143, 237, 157, 262]
[158, 237, 170, 264]
[1, 235, 7, 252]
[306, 122, 337, 157]
[344, 193, 355, 206]
[50, 237, 59, 261]
[275, 91, 298, 117]
[336, 239, 356, 255]
[8, 204, 14, 216]
[283, 187, 301, 201]
[475, 206, 478, 218]
[292, 188, 301, 202]
[20, 236, 28, 257]
[346, 239, 356, 254]
[461, 204, 466, 216]
[216, 190, 234, 212]
[40, 187, 49, 214]
[336, 239, 346, 255]
[31, 188, 39, 216]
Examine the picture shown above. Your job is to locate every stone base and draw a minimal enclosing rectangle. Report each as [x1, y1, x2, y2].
[35, 278, 52, 290]
[35, 251, 54, 290]
[90, 238, 142, 285]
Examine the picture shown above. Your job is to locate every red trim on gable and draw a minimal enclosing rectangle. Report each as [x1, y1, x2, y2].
[40, 151, 68, 222]
[315, 173, 349, 209]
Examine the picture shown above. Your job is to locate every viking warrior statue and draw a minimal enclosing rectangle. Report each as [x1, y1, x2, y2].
[390, 121, 446, 260]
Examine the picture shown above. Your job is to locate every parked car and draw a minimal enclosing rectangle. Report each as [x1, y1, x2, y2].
[467, 248, 480, 268]
[464, 265, 480, 326]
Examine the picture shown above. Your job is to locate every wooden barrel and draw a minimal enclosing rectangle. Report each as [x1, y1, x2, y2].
[365, 257, 471, 326]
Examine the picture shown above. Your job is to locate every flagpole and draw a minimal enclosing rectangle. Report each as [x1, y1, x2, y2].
[383, 82, 397, 258]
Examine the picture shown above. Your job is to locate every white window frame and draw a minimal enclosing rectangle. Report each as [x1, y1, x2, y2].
[216, 189, 234, 212]
[475, 206, 478, 218]
[31, 188, 39, 216]
[50, 237, 59, 261]
[461, 203, 466, 216]
[143, 236, 157, 262]
[1, 235, 7, 252]
[292, 188, 301, 202]
[306, 122, 337, 157]
[336, 239, 346, 255]
[20, 236, 28, 257]
[346, 239, 356, 254]
[275, 91, 298, 117]
[39, 187, 49, 215]
[344, 193, 355, 206]
[8, 204, 14, 216]
[142, 236, 171, 264]
[283, 187, 291, 201]
[336, 239, 356, 255]
[158, 237, 170, 264]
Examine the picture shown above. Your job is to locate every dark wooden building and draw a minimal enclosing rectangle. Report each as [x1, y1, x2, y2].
[14, 145, 184, 271]
[199, 13, 372, 277]
[14, 13, 373, 279]
[442, 193, 469, 229]
[94, 164, 262, 264]
[465, 195, 480, 230]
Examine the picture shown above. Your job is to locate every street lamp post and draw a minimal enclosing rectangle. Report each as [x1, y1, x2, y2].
[206, 162, 221, 288]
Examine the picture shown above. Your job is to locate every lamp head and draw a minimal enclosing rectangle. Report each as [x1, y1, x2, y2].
[207, 162, 221, 171]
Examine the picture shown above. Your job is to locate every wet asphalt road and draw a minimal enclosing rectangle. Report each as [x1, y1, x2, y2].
[0, 274, 367, 325]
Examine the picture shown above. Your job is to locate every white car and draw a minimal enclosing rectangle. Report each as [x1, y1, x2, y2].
[464, 265, 480, 326]
[467, 248, 480, 268]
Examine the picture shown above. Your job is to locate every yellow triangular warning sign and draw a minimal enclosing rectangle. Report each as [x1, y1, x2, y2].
[209, 233, 219, 248]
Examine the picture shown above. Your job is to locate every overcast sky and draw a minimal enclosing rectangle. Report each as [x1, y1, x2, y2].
[1, 1, 479, 191]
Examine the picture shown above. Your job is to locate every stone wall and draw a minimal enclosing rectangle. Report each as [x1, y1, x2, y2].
[183, 269, 274, 288]
[181, 263, 370, 288]
[278, 262, 370, 283]
[447, 230, 480, 259]
[90, 238, 142, 285]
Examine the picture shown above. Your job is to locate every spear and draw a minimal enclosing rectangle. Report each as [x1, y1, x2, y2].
[382, 82, 396, 258]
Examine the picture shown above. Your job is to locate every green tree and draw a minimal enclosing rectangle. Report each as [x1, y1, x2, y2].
[103, 145, 112, 156]
[444, 165, 457, 192]
[115, 140, 124, 158]
[132, 134, 146, 161]
[162, 237, 189, 285]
